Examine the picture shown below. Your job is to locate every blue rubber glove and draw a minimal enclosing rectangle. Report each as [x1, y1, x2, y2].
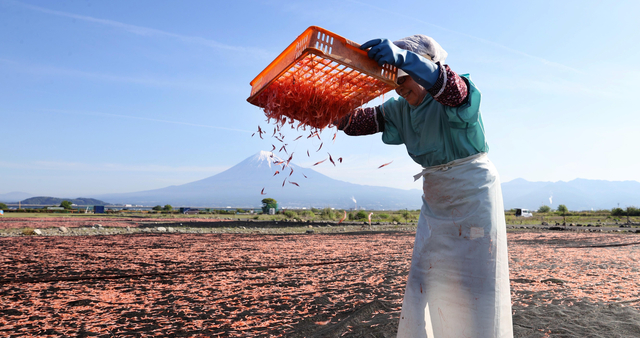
[360, 38, 440, 89]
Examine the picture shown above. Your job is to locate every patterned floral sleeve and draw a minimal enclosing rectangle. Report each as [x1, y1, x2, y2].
[335, 106, 385, 136]
[427, 62, 469, 107]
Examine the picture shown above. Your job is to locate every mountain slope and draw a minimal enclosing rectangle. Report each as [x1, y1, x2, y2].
[91, 151, 640, 210]
[0, 192, 34, 203]
[93, 151, 423, 209]
[20, 197, 109, 206]
[501, 178, 640, 211]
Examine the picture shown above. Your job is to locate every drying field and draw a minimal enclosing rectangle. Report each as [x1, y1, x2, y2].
[2, 224, 640, 337]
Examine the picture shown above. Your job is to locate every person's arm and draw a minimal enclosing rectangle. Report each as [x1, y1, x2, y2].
[359, 39, 469, 107]
[360, 39, 441, 90]
[426, 62, 469, 107]
[334, 106, 385, 136]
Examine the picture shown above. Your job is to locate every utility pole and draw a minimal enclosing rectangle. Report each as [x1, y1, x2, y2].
[627, 207, 631, 224]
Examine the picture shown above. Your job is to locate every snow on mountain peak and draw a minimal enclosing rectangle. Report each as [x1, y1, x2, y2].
[252, 151, 283, 168]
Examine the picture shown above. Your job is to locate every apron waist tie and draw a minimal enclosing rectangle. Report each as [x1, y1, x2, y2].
[413, 152, 487, 181]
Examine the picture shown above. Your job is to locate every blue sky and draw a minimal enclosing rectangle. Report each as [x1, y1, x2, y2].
[1, 0, 639, 197]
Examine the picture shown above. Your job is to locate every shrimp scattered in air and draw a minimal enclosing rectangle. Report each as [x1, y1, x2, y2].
[289, 181, 299, 187]
[313, 159, 326, 166]
[378, 161, 393, 169]
[338, 210, 347, 224]
[328, 153, 336, 166]
[261, 188, 266, 195]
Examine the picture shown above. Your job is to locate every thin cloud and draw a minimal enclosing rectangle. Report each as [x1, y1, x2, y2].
[5, 0, 269, 58]
[0, 160, 229, 173]
[44, 109, 254, 133]
[346, 0, 581, 74]
[0, 58, 226, 91]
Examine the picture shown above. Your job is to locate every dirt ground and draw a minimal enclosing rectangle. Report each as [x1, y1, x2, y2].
[2, 220, 640, 337]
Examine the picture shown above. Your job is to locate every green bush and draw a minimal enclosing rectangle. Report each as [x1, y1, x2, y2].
[320, 208, 335, 220]
[300, 210, 314, 218]
[284, 210, 296, 218]
[612, 208, 625, 216]
[355, 211, 367, 220]
[377, 213, 389, 219]
[538, 205, 551, 213]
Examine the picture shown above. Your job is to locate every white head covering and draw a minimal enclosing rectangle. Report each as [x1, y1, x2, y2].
[393, 35, 447, 77]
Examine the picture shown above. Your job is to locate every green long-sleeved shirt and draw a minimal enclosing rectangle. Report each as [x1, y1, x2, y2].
[381, 74, 488, 168]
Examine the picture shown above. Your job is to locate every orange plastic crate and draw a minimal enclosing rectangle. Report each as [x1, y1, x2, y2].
[247, 26, 398, 129]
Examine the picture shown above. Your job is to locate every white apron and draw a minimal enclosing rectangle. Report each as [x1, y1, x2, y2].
[397, 153, 513, 338]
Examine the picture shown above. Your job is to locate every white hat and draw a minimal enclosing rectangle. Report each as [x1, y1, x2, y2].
[393, 34, 447, 63]
[394, 34, 447, 79]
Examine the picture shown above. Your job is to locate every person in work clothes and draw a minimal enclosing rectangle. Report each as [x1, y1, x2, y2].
[335, 35, 513, 338]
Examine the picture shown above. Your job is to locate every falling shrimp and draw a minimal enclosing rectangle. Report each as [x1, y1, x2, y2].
[328, 153, 336, 166]
[338, 210, 347, 224]
[313, 159, 326, 166]
[378, 161, 393, 169]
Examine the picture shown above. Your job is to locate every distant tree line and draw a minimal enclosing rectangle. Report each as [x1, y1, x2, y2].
[527, 205, 640, 217]
[611, 207, 640, 217]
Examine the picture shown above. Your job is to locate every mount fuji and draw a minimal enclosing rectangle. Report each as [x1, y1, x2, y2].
[92, 151, 423, 209]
